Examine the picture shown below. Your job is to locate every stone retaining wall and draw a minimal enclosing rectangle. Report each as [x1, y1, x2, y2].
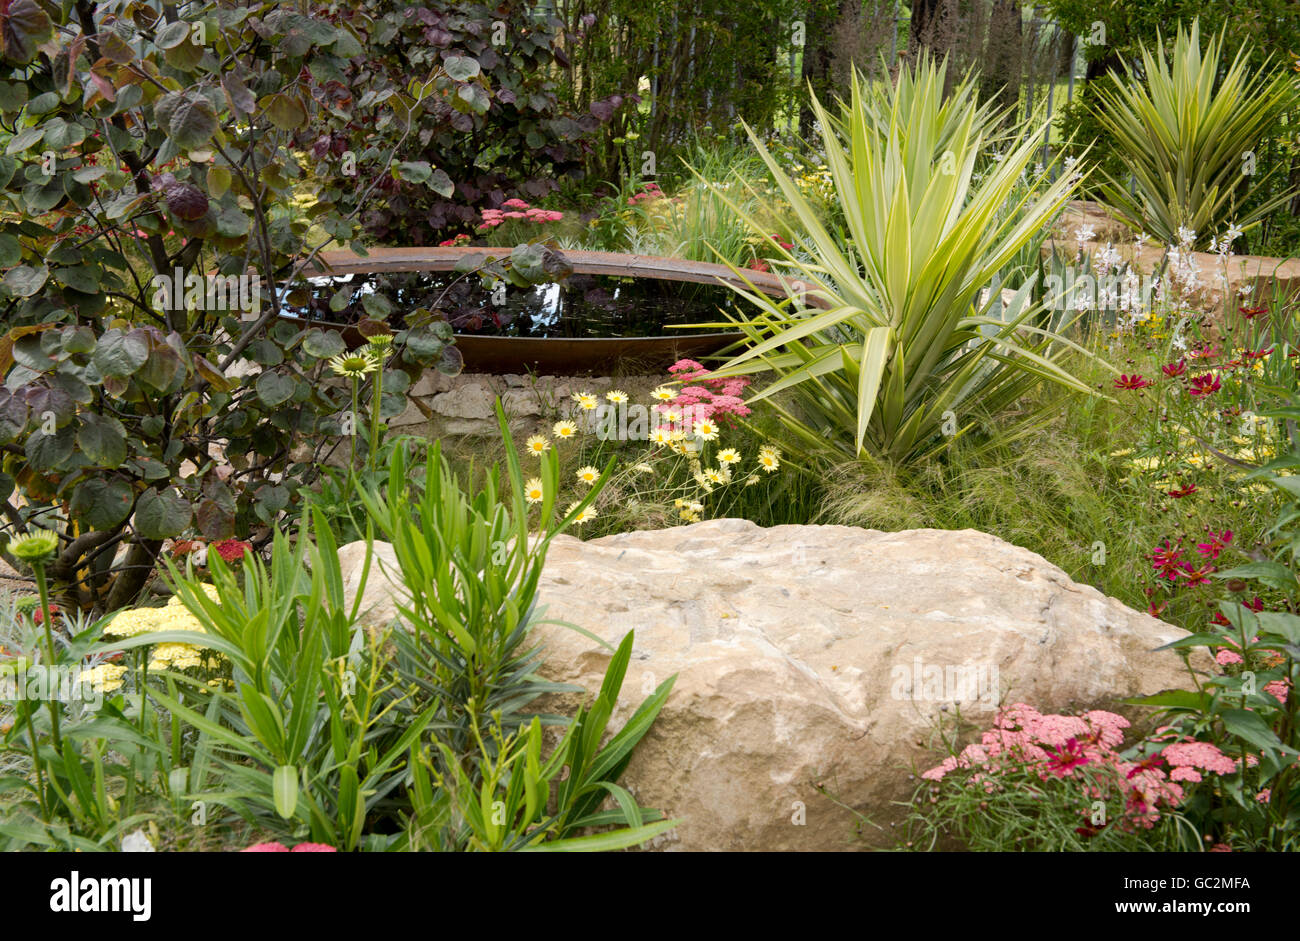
[386, 370, 664, 439]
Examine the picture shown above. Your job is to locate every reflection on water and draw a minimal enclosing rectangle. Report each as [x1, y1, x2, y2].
[280, 271, 746, 338]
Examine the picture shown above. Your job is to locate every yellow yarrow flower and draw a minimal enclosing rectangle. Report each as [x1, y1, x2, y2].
[78, 663, 127, 694]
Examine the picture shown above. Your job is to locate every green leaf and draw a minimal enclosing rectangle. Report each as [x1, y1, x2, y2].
[1215, 562, 1297, 593]
[155, 20, 192, 49]
[393, 160, 432, 184]
[255, 371, 296, 407]
[263, 93, 307, 131]
[4, 126, 43, 155]
[301, 329, 346, 359]
[443, 55, 481, 81]
[0, 81, 27, 112]
[1218, 709, 1285, 755]
[163, 92, 218, 150]
[76, 413, 128, 467]
[457, 83, 489, 114]
[134, 488, 193, 539]
[53, 265, 100, 294]
[429, 168, 454, 198]
[24, 427, 74, 471]
[69, 478, 135, 530]
[1124, 689, 1211, 711]
[521, 818, 679, 852]
[92, 328, 149, 378]
[360, 292, 392, 318]
[272, 765, 298, 819]
[2, 264, 46, 297]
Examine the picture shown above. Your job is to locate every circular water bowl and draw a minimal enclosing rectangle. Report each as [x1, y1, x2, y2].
[287, 247, 802, 375]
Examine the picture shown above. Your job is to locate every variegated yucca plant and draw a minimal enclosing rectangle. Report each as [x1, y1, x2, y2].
[701, 57, 1103, 465]
[1089, 21, 1298, 249]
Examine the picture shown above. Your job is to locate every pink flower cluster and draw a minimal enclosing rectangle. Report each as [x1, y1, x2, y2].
[627, 182, 664, 205]
[1160, 741, 1238, 783]
[477, 199, 564, 231]
[438, 233, 472, 247]
[921, 703, 1186, 832]
[241, 841, 337, 852]
[658, 359, 752, 428]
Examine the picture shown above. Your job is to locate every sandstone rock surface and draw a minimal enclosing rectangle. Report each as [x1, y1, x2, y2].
[339, 519, 1199, 851]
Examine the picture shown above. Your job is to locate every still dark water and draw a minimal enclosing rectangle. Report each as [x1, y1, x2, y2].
[281, 271, 748, 338]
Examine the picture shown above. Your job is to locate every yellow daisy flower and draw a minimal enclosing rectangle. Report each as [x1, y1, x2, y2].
[717, 448, 741, 465]
[703, 467, 727, 484]
[525, 434, 550, 456]
[567, 502, 597, 524]
[575, 465, 600, 486]
[523, 477, 544, 504]
[605, 390, 628, 403]
[651, 386, 677, 401]
[758, 448, 781, 473]
[553, 420, 578, 440]
[649, 427, 672, 446]
[572, 392, 598, 411]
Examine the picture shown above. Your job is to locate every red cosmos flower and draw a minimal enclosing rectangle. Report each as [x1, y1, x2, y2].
[1147, 601, 1168, 618]
[1161, 359, 1187, 377]
[1243, 596, 1265, 612]
[1243, 347, 1274, 361]
[1180, 563, 1215, 587]
[1188, 373, 1221, 396]
[1151, 541, 1184, 581]
[1126, 753, 1165, 779]
[1239, 305, 1268, 320]
[1166, 484, 1197, 498]
[1114, 374, 1152, 390]
[1196, 530, 1232, 559]
[1046, 738, 1090, 777]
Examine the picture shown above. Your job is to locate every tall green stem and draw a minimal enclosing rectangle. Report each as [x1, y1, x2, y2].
[33, 563, 61, 752]
[366, 359, 384, 475]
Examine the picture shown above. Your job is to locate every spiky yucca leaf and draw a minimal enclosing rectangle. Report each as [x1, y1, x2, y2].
[700, 60, 1105, 465]
[1090, 21, 1298, 248]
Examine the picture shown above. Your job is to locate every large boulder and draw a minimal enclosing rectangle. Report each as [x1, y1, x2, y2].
[338, 519, 1199, 851]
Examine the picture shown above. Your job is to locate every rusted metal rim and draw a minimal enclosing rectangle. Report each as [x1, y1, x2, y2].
[296, 247, 806, 375]
[305, 246, 806, 298]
